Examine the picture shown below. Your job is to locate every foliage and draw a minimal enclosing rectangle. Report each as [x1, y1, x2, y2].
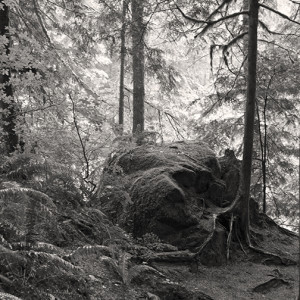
[185, 0, 299, 230]
[0, 153, 134, 299]
[0, 0, 298, 234]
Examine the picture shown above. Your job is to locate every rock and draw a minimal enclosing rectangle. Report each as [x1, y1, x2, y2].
[219, 149, 241, 205]
[129, 265, 166, 285]
[92, 141, 234, 266]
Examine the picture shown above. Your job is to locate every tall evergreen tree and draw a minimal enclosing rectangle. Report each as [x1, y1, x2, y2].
[119, 0, 128, 134]
[240, 0, 259, 241]
[131, 0, 145, 133]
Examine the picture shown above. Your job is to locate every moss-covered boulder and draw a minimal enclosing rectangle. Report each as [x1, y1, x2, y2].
[92, 141, 243, 265]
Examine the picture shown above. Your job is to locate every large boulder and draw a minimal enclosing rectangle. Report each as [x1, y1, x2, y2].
[92, 141, 241, 265]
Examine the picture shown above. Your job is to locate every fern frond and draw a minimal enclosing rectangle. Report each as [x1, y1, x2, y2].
[0, 221, 23, 239]
[11, 242, 63, 255]
[0, 292, 23, 300]
[6, 163, 47, 180]
[27, 251, 81, 271]
[118, 251, 131, 285]
[65, 245, 113, 260]
[0, 245, 27, 266]
[0, 234, 12, 249]
[0, 188, 54, 206]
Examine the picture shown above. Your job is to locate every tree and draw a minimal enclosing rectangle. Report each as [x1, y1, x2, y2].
[176, 0, 300, 241]
[119, 0, 128, 133]
[131, 0, 145, 133]
[240, 0, 259, 241]
[0, 1, 18, 154]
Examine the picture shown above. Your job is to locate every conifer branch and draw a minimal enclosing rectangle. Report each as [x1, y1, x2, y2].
[259, 3, 300, 25]
[176, 4, 249, 36]
[195, 11, 249, 37]
[206, 0, 233, 21]
[176, 5, 210, 24]
[222, 31, 248, 61]
[258, 20, 286, 35]
[32, 0, 52, 45]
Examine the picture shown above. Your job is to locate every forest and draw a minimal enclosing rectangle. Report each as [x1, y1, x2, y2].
[0, 0, 299, 299]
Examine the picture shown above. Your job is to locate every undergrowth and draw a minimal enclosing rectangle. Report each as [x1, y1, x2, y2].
[0, 153, 132, 299]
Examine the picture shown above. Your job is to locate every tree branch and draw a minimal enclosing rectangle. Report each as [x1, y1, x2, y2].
[259, 3, 300, 26]
[176, 5, 210, 24]
[222, 32, 248, 67]
[195, 11, 249, 37]
[206, 0, 233, 21]
[258, 20, 286, 35]
[68, 93, 89, 180]
[68, 93, 96, 192]
[32, 0, 52, 45]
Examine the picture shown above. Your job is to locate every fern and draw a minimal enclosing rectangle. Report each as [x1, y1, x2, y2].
[0, 292, 23, 300]
[0, 245, 27, 268]
[0, 234, 12, 249]
[0, 185, 57, 246]
[0, 221, 24, 241]
[118, 251, 131, 285]
[64, 245, 113, 261]
[11, 242, 63, 255]
[26, 251, 81, 271]
[0, 188, 54, 206]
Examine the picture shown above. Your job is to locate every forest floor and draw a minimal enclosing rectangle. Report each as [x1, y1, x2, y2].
[0, 208, 299, 300]
[68, 218, 299, 300]
[0, 151, 298, 300]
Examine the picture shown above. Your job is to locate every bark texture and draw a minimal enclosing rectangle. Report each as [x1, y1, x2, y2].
[241, 0, 259, 241]
[131, 0, 145, 133]
[119, 0, 127, 132]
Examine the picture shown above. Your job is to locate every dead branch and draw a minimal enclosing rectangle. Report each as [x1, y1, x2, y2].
[68, 93, 96, 191]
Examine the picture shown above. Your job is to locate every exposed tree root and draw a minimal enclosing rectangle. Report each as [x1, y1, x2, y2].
[253, 277, 290, 293]
[248, 242, 297, 266]
[261, 214, 299, 238]
[194, 214, 217, 255]
[226, 213, 234, 261]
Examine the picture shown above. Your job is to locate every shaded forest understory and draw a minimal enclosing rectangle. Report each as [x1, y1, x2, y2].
[0, 0, 299, 299]
[0, 141, 298, 300]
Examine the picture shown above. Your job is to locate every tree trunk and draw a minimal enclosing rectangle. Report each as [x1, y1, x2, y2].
[240, 0, 259, 241]
[243, 0, 249, 54]
[262, 94, 268, 213]
[0, 1, 18, 154]
[119, 0, 127, 134]
[298, 142, 300, 300]
[131, 0, 145, 134]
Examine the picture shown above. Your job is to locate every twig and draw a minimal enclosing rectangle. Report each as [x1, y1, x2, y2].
[32, 0, 53, 45]
[68, 93, 96, 191]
